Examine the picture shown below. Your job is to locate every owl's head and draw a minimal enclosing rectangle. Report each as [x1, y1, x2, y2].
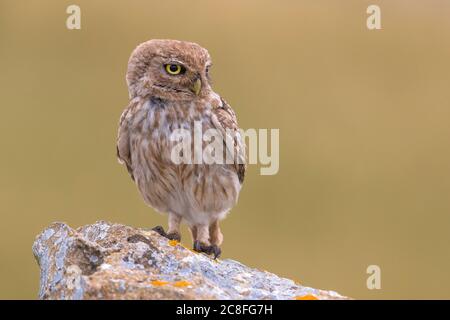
[126, 39, 212, 100]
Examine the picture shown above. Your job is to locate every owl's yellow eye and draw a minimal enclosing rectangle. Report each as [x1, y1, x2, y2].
[165, 64, 183, 75]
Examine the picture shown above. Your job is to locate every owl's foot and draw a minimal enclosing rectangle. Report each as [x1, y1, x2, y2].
[152, 226, 181, 241]
[193, 240, 221, 259]
[167, 232, 181, 241]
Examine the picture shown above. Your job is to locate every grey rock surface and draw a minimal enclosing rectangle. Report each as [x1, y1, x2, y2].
[32, 221, 348, 300]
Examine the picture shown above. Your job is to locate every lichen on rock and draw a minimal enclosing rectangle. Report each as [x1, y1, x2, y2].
[32, 221, 348, 300]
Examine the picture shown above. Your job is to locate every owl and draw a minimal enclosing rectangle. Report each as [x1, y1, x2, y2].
[117, 39, 246, 258]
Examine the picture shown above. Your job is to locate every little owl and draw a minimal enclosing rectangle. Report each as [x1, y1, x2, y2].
[117, 39, 246, 258]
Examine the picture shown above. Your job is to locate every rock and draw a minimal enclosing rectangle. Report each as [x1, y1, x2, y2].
[32, 221, 348, 300]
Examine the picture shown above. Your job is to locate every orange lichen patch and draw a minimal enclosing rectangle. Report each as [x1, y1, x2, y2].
[172, 280, 192, 288]
[168, 239, 179, 246]
[151, 280, 169, 286]
[295, 294, 319, 300]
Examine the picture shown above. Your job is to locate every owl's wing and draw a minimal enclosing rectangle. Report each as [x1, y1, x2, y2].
[212, 98, 246, 184]
[116, 99, 138, 181]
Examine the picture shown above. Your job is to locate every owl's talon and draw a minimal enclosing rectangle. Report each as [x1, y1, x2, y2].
[152, 226, 182, 242]
[152, 225, 167, 237]
[166, 232, 181, 242]
[193, 241, 221, 259]
[193, 240, 202, 252]
[210, 245, 221, 259]
[152, 225, 166, 236]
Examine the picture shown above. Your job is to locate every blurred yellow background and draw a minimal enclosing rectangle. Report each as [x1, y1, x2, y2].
[1, 0, 450, 299]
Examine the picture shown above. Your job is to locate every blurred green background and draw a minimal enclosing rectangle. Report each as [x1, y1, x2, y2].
[1, 0, 450, 299]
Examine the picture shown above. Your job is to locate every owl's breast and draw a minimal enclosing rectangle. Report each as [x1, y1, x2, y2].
[133, 97, 212, 160]
[126, 97, 240, 220]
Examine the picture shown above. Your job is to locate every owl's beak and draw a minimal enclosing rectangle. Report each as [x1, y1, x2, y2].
[191, 78, 202, 96]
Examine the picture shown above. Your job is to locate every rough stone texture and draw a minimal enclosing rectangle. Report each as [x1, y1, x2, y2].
[32, 221, 348, 300]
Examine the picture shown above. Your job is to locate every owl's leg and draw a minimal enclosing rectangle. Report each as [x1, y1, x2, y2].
[209, 220, 223, 247]
[195, 224, 210, 245]
[189, 226, 197, 242]
[152, 213, 181, 241]
[166, 213, 182, 241]
[193, 224, 221, 259]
